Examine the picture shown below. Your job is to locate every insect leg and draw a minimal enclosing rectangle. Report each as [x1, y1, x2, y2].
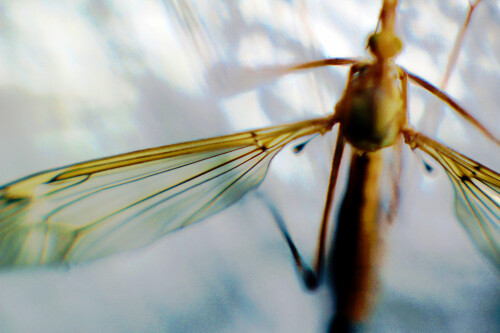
[384, 69, 408, 223]
[405, 70, 499, 145]
[385, 137, 403, 224]
[256, 192, 317, 289]
[287, 58, 359, 72]
[441, 0, 483, 90]
[313, 130, 346, 285]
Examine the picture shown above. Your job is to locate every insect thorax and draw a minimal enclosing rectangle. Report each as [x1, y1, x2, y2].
[335, 62, 405, 152]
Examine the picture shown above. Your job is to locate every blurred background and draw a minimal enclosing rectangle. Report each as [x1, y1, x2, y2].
[0, 0, 498, 332]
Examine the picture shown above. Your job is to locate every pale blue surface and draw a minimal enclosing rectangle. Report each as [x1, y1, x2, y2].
[0, 0, 498, 332]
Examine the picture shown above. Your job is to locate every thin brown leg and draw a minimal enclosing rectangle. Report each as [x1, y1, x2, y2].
[288, 58, 358, 72]
[313, 129, 346, 283]
[405, 71, 498, 144]
[256, 192, 317, 289]
[386, 137, 403, 224]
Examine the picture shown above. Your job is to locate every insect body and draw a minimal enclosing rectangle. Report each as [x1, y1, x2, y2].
[337, 13, 404, 151]
[326, 2, 408, 328]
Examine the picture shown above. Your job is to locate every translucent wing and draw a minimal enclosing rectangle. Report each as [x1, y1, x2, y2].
[0, 116, 334, 267]
[404, 130, 500, 267]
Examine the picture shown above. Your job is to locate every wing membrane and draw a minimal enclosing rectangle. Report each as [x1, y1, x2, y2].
[0, 116, 334, 266]
[404, 130, 500, 267]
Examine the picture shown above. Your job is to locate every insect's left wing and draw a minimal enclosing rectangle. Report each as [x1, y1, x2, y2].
[0, 116, 334, 267]
[404, 129, 500, 267]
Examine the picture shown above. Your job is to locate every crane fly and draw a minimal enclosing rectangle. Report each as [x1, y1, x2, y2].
[0, 0, 499, 331]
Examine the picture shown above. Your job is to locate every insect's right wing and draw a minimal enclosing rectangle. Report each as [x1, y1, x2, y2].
[0, 116, 334, 267]
[403, 129, 500, 268]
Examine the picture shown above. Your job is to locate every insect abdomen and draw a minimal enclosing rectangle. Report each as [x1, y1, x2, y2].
[328, 150, 386, 329]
